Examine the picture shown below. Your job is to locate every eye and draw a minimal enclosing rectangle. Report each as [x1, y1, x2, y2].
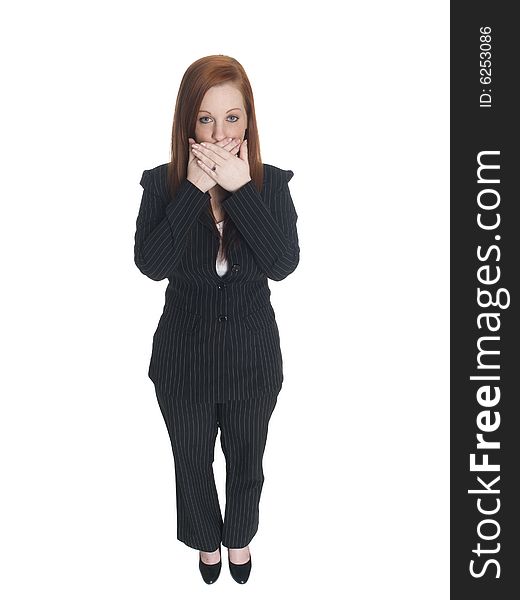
[198, 115, 239, 124]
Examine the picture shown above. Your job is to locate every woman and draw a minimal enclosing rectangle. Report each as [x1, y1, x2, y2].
[133, 55, 299, 585]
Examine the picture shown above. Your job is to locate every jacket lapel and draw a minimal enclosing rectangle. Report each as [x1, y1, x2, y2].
[198, 201, 220, 237]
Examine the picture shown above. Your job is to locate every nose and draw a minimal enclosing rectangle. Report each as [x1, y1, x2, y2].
[211, 124, 233, 142]
[212, 130, 228, 143]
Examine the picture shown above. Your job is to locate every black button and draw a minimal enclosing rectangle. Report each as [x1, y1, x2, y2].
[218, 315, 228, 322]
[231, 263, 240, 272]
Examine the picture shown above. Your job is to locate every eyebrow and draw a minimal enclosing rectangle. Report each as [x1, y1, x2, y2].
[198, 108, 242, 114]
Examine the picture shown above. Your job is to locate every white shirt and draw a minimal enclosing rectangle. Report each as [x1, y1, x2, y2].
[215, 220, 229, 277]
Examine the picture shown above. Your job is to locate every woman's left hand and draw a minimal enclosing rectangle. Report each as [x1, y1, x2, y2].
[191, 138, 252, 193]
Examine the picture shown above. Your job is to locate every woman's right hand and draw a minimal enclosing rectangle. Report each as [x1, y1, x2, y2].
[187, 137, 241, 193]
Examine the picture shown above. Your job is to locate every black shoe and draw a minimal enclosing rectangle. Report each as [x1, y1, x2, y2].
[199, 544, 222, 584]
[228, 549, 252, 584]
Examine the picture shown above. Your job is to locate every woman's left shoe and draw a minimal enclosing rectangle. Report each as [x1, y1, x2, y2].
[228, 548, 252, 584]
[199, 544, 222, 584]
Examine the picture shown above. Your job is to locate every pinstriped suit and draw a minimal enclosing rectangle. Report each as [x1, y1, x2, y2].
[134, 162, 299, 551]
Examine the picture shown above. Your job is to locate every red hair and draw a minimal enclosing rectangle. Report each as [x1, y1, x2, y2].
[166, 55, 263, 257]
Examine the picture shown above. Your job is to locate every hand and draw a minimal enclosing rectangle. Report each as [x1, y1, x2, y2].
[190, 138, 252, 193]
[187, 137, 241, 193]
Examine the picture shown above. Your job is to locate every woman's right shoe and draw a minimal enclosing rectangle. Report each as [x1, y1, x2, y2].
[199, 544, 222, 584]
[228, 549, 252, 584]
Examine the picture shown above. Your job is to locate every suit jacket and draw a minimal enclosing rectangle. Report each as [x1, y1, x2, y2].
[134, 162, 299, 404]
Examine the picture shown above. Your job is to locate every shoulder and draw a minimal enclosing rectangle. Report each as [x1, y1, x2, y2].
[139, 162, 170, 196]
[260, 164, 296, 215]
[262, 163, 294, 190]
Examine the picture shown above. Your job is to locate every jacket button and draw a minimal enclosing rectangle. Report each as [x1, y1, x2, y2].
[231, 263, 240, 272]
[218, 315, 228, 322]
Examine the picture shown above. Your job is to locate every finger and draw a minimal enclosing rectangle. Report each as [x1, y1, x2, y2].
[225, 140, 242, 158]
[189, 138, 202, 152]
[188, 141, 198, 162]
[191, 146, 218, 168]
[226, 139, 240, 154]
[237, 138, 247, 160]
[196, 159, 217, 179]
[225, 137, 242, 149]
[196, 141, 230, 162]
[199, 138, 240, 153]
[218, 137, 235, 148]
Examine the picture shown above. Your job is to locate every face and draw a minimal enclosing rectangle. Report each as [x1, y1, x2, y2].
[194, 83, 248, 144]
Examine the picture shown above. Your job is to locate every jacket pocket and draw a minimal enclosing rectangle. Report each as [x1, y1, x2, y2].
[163, 304, 200, 333]
[243, 304, 283, 391]
[244, 304, 276, 333]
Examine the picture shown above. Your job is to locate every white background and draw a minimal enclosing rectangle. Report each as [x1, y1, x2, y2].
[0, 1, 449, 597]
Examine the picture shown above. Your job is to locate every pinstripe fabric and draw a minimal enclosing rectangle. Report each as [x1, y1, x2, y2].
[155, 384, 278, 551]
[134, 162, 299, 405]
[135, 163, 298, 551]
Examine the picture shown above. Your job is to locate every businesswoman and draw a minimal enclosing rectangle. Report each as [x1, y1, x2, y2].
[134, 55, 299, 585]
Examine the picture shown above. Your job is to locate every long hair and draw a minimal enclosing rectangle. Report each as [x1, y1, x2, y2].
[166, 55, 263, 261]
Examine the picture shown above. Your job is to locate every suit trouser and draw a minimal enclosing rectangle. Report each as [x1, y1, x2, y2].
[153, 385, 278, 552]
